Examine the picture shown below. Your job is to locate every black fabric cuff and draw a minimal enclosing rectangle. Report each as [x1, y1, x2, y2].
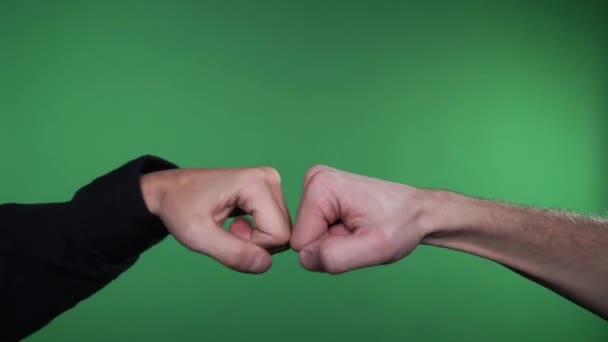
[69, 155, 178, 262]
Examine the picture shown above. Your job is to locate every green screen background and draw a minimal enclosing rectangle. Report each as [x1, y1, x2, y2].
[1, 0, 606, 341]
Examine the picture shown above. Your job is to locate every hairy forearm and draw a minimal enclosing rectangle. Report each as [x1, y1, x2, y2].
[420, 190, 608, 319]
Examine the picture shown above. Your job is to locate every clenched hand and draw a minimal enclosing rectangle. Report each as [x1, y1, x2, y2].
[141, 167, 291, 274]
[290, 165, 431, 274]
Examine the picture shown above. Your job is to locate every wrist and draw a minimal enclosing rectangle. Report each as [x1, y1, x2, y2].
[416, 188, 477, 240]
[141, 171, 171, 216]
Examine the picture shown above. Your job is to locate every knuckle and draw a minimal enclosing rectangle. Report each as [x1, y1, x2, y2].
[258, 166, 281, 184]
[246, 166, 281, 184]
[305, 165, 332, 186]
[245, 167, 267, 181]
[306, 164, 328, 178]
[305, 167, 336, 192]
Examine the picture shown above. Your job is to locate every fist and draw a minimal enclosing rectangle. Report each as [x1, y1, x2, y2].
[291, 166, 430, 274]
[142, 167, 291, 274]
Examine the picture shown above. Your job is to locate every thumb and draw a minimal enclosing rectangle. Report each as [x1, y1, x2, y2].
[196, 223, 273, 274]
[299, 230, 396, 274]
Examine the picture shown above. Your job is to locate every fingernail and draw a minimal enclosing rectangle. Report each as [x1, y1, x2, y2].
[250, 253, 270, 273]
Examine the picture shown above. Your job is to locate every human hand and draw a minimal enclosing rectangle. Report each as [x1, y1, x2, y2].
[141, 167, 291, 274]
[290, 166, 431, 274]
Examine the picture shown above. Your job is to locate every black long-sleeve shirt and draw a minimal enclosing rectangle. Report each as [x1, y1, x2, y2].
[0, 156, 178, 341]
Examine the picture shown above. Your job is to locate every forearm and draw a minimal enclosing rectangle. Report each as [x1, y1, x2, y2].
[0, 156, 177, 340]
[420, 190, 608, 319]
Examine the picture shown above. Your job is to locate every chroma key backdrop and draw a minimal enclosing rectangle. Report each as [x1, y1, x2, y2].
[1, 1, 606, 341]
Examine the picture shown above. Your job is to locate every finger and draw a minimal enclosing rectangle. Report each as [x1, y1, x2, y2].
[267, 174, 290, 220]
[267, 174, 293, 239]
[238, 173, 291, 248]
[299, 230, 395, 274]
[291, 175, 339, 251]
[328, 222, 351, 237]
[229, 217, 290, 255]
[198, 224, 272, 274]
[228, 217, 253, 241]
[267, 179, 292, 253]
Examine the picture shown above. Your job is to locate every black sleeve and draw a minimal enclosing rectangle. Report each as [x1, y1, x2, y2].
[0, 155, 178, 341]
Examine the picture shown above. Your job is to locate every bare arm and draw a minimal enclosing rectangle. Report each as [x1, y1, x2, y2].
[422, 191, 608, 318]
[290, 165, 608, 319]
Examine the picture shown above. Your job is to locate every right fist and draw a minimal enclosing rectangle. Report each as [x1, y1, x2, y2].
[142, 167, 291, 274]
[291, 166, 430, 274]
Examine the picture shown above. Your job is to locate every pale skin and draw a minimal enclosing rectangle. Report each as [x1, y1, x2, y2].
[141, 165, 608, 319]
[141, 166, 292, 274]
[291, 165, 608, 319]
